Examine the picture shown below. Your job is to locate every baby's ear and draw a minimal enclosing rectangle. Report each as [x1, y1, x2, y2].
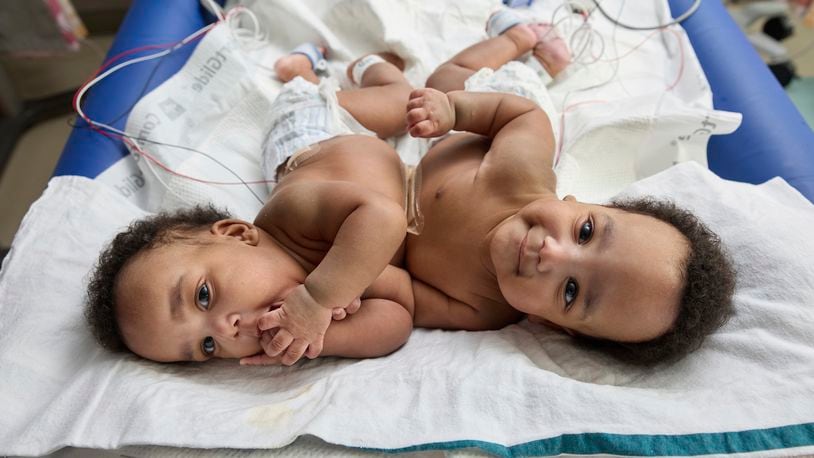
[211, 219, 260, 245]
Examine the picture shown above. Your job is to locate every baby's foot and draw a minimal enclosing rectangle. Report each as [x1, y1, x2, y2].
[346, 52, 405, 85]
[503, 23, 538, 54]
[528, 23, 571, 77]
[274, 43, 327, 84]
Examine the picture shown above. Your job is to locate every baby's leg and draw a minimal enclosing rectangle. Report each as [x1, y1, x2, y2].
[426, 11, 571, 93]
[337, 53, 413, 139]
[274, 44, 325, 84]
[426, 21, 537, 93]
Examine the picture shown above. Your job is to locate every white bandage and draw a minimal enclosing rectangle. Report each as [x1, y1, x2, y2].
[351, 54, 386, 86]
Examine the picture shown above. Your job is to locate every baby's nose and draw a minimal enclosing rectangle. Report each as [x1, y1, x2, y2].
[538, 236, 570, 271]
[212, 313, 241, 338]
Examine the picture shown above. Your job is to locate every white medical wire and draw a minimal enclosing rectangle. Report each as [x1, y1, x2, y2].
[224, 6, 278, 76]
[601, 0, 629, 96]
[204, 0, 226, 21]
[74, 7, 269, 204]
[556, 0, 625, 155]
[590, 0, 702, 31]
[140, 146, 199, 207]
[565, 0, 625, 97]
[545, 2, 607, 66]
[75, 20, 218, 136]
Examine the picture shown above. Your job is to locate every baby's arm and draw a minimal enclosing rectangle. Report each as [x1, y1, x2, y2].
[411, 278, 522, 331]
[407, 88, 556, 187]
[257, 181, 407, 365]
[242, 265, 414, 365]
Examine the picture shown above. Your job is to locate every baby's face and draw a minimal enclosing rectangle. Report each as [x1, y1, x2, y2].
[115, 222, 304, 362]
[490, 195, 688, 342]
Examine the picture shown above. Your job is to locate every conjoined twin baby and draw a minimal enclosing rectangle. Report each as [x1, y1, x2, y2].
[87, 9, 735, 368]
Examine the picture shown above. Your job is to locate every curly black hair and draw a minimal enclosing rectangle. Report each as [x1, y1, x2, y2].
[574, 197, 736, 366]
[85, 204, 230, 353]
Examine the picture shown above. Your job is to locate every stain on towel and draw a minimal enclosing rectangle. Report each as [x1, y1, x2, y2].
[246, 384, 314, 430]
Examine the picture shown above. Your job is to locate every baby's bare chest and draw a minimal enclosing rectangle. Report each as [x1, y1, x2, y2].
[406, 172, 506, 305]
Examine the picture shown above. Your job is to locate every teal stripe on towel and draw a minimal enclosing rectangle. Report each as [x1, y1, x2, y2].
[362, 422, 814, 457]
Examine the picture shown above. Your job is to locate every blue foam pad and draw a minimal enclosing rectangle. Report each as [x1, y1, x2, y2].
[668, 0, 814, 202]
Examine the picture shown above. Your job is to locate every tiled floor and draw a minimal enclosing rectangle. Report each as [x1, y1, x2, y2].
[0, 7, 813, 249]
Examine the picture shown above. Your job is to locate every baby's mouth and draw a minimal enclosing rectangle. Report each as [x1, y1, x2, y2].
[517, 231, 529, 275]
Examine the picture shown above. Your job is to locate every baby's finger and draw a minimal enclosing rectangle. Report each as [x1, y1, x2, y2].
[332, 308, 347, 320]
[406, 97, 425, 111]
[409, 120, 435, 138]
[266, 328, 294, 357]
[304, 338, 323, 360]
[409, 88, 427, 100]
[240, 353, 282, 366]
[346, 297, 362, 315]
[257, 309, 282, 331]
[406, 107, 428, 126]
[281, 339, 309, 366]
[260, 329, 278, 346]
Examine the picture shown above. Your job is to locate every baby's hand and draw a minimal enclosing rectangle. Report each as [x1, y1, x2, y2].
[332, 296, 362, 321]
[239, 332, 284, 366]
[257, 284, 333, 366]
[406, 88, 455, 138]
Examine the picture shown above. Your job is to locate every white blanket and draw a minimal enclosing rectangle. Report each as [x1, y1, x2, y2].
[2, 163, 814, 456]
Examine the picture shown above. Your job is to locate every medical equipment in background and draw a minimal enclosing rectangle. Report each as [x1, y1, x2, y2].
[727, 0, 814, 86]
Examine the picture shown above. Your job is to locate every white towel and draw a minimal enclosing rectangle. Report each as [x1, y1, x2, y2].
[1, 163, 814, 456]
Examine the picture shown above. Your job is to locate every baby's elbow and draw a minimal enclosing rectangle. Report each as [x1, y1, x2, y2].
[377, 199, 408, 236]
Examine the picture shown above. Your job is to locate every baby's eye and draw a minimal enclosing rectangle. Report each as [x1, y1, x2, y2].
[564, 278, 579, 310]
[578, 218, 593, 244]
[197, 283, 211, 310]
[201, 336, 216, 357]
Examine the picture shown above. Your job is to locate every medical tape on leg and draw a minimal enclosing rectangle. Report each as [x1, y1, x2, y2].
[291, 43, 328, 72]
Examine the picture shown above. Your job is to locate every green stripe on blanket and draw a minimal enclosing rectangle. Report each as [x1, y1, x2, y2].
[363, 422, 814, 457]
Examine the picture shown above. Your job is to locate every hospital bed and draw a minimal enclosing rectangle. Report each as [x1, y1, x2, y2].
[2, 0, 814, 456]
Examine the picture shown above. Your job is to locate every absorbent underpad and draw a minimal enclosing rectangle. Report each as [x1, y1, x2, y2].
[108, 0, 739, 218]
[2, 162, 813, 456]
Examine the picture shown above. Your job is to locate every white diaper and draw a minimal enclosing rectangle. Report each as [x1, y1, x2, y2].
[464, 61, 560, 159]
[262, 76, 375, 183]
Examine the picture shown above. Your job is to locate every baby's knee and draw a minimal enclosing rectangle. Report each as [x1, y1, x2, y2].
[390, 308, 414, 352]
[274, 55, 313, 83]
[425, 63, 453, 91]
